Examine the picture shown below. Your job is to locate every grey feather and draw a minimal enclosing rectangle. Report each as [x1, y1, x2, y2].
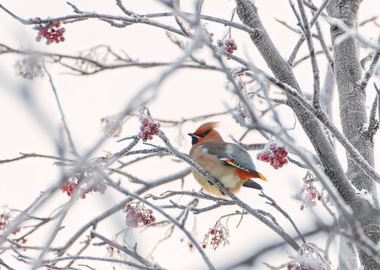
[201, 141, 257, 172]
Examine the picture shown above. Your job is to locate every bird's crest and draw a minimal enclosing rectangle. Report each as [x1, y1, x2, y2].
[193, 122, 219, 136]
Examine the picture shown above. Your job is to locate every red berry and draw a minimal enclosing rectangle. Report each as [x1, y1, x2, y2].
[138, 116, 160, 141]
[257, 142, 288, 169]
[35, 21, 65, 44]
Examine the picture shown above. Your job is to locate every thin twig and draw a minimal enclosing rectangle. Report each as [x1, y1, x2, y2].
[43, 63, 79, 157]
[297, 0, 321, 108]
[260, 190, 306, 243]
[359, 36, 380, 92]
[288, 0, 332, 66]
[102, 172, 216, 270]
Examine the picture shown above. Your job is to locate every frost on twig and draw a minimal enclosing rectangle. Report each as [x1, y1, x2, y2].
[287, 243, 331, 270]
[200, 212, 247, 250]
[294, 171, 326, 211]
[14, 56, 44, 80]
[61, 158, 107, 199]
[100, 114, 125, 138]
[353, 187, 375, 207]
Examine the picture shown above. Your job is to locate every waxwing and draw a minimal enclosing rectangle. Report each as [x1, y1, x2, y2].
[188, 122, 267, 196]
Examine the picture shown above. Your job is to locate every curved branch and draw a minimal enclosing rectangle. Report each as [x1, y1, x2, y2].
[158, 132, 301, 251]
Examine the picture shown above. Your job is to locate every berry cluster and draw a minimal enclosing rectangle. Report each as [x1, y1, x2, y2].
[14, 56, 44, 80]
[0, 213, 9, 231]
[60, 170, 107, 199]
[257, 141, 288, 169]
[0, 206, 20, 234]
[124, 202, 156, 228]
[61, 179, 78, 197]
[287, 243, 330, 270]
[36, 21, 65, 44]
[202, 223, 229, 250]
[138, 116, 161, 141]
[80, 176, 107, 199]
[297, 183, 323, 211]
[218, 38, 238, 58]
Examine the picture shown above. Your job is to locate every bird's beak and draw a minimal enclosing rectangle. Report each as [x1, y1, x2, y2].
[188, 133, 199, 145]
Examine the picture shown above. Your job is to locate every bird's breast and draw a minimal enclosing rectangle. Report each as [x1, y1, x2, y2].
[190, 145, 242, 195]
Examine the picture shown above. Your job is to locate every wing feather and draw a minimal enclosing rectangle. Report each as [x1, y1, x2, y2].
[201, 141, 257, 172]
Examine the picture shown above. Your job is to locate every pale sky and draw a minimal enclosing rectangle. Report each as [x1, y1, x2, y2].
[1, 0, 380, 269]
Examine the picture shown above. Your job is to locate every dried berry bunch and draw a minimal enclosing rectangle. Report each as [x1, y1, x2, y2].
[35, 21, 65, 44]
[296, 182, 323, 211]
[61, 179, 78, 197]
[138, 115, 161, 141]
[295, 172, 324, 210]
[61, 168, 107, 199]
[202, 222, 229, 250]
[287, 243, 330, 270]
[257, 141, 288, 169]
[218, 38, 238, 58]
[14, 56, 44, 80]
[124, 202, 156, 228]
[0, 206, 20, 234]
[0, 208, 10, 232]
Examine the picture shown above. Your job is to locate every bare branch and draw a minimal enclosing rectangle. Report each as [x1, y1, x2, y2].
[43, 63, 79, 157]
[158, 131, 301, 251]
[359, 36, 380, 92]
[0, 152, 73, 165]
[260, 190, 306, 243]
[296, 0, 321, 108]
[288, 0, 332, 66]
[102, 173, 216, 270]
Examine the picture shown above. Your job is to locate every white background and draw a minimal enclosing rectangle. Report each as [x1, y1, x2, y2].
[1, 0, 379, 269]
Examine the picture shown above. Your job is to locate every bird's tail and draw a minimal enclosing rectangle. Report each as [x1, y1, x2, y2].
[243, 179, 263, 190]
[251, 171, 268, 182]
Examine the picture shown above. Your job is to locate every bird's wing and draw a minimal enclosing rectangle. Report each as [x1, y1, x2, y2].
[202, 141, 257, 172]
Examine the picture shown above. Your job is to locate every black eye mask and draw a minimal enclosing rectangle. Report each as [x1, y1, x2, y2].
[198, 129, 211, 138]
[188, 129, 211, 145]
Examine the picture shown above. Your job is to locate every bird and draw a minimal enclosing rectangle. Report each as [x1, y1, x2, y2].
[188, 122, 267, 196]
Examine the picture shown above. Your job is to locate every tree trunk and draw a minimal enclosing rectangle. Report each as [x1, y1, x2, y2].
[235, 0, 380, 268]
[327, 0, 380, 269]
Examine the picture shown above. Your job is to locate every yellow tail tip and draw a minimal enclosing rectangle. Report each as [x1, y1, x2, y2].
[256, 172, 268, 182]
